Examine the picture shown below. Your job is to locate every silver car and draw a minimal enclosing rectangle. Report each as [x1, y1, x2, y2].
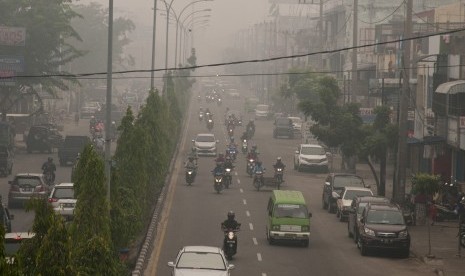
[8, 173, 50, 208]
[168, 246, 235, 276]
[48, 183, 76, 220]
[193, 133, 218, 156]
[294, 144, 329, 172]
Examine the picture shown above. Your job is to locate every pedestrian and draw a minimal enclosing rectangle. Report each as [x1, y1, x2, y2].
[428, 200, 437, 226]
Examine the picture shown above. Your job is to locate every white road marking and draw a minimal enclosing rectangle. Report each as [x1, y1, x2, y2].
[249, 223, 254, 230]
[246, 210, 250, 217]
[243, 199, 247, 205]
[257, 253, 262, 261]
[239, 188, 243, 193]
[253, 237, 258, 245]
[235, 171, 238, 176]
[262, 273, 267, 276]
[237, 179, 240, 184]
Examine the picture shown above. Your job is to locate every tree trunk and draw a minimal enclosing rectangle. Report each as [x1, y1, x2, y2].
[379, 151, 387, 196]
[366, 156, 380, 194]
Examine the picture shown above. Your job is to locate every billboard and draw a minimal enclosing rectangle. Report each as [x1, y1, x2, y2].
[0, 26, 26, 46]
[0, 56, 24, 86]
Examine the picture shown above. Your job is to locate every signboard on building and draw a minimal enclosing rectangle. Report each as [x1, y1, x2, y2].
[0, 26, 26, 46]
[0, 56, 24, 86]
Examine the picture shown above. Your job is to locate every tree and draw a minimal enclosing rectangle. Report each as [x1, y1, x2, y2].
[69, 144, 122, 274]
[0, 0, 83, 111]
[360, 106, 398, 196]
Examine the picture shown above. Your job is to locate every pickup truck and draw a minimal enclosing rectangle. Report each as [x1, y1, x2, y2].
[58, 136, 90, 166]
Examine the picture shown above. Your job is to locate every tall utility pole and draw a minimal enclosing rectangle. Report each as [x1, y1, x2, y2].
[105, 0, 114, 203]
[319, 0, 324, 68]
[150, 0, 158, 90]
[394, 0, 412, 203]
[350, 0, 358, 103]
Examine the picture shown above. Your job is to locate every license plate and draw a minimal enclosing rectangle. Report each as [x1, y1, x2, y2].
[22, 188, 32, 192]
[60, 203, 75, 208]
[382, 239, 392, 244]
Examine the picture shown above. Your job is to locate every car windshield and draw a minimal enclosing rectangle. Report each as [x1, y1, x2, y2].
[274, 204, 308, 219]
[196, 135, 214, 142]
[333, 176, 364, 189]
[177, 252, 226, 270]
[366, 210, 405, 225]
[344, 190, 373, 200]
[15, 177, 41, 187]
[53, 187, 75, 199]
[301, 146, 325, 155]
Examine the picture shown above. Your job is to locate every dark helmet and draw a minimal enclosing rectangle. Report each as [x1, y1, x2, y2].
[230, 137, 235, 142]
[227, 211, 235, 220]
[48, 157, 53, 162]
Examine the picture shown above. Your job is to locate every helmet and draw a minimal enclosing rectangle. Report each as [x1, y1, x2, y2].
[230, 137, 235, 142]
[48, 157, 53, 162]
[227, 211, 235, 220]
[91, 115, 95, 119]
[277, 157, 282, 161]
[112, 121, 116, 125]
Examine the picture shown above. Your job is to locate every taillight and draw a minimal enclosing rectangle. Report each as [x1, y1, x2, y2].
[48, 198, 58, 203]
[10, 185, 20, 192]
[35, 185, 45, 192]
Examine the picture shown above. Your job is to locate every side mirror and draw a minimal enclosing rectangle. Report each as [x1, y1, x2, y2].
[228, 264, 235, 270]
[295, 150, 299, 154]
[308, 212, 312, 218]
[191, 139, 195, 143]
[167, 261, 175, 267]
[324, 181, 330, 186]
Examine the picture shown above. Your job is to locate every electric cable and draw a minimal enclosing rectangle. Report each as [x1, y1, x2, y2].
[358, 0, 405, 25]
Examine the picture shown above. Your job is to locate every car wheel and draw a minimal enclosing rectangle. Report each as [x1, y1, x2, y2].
[267, 230, 274, 245]
[360, 242, 368, 256]
[400, 249, 410, 258]
[328, 202, 335, 213]
[322, 196, 328, 210]
[339, 212, 344, 222]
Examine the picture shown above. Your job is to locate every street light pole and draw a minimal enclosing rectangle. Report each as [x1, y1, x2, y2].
[176, 11, 211, 67]
[105, 0, 114, 203]
[164, 0, 176, 72]
[150, 0, 158, 90]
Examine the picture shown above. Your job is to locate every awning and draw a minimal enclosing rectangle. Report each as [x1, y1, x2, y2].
[435, 80, 465, 94]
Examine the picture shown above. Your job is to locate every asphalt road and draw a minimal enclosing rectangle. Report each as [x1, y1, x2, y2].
[147, 91, 434, 276]
[0, 119, 98, 232]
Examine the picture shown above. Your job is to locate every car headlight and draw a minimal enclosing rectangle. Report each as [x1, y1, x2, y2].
[226, 168, 231, 172]
[364, 227, 375, 236]
[272, 225, 280, 231]
[187, 171, 192, 175]
[398, 230, 408, 238]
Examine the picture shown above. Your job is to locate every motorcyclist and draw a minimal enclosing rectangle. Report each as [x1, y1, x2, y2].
[185, 156, 198, 177]
[215, 153, 225, 165]
[188, 147, 199, 164]
[246, 119, 255, 133]
[253, 160, 265, 174]
[212, 161, 225, 176]
[41, 157, 56, 183]
[224, 156, 234, 170]
[240, 131, 248, 141]
[247, 145, 259, 160]
[228, 137, 238, 148]
[273, 157, 286, 181]
[221, 211, 240, 231]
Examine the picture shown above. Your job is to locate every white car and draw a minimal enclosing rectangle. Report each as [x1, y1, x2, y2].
[336, 187, 373, 222]
[294, 144, 329, 172]
[288, 116, 302, 135]
[168, 246, 235, 276]
[48, 183, 76, 220]
[192, 133, 218, 156]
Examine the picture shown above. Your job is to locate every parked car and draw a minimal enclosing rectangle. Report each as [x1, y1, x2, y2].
[192, 133, 218, 156]
[294, 144, 329, 172]
[48, 183, 76, 221]
[58, 135, 91, 166]
[322, 173, 368, 213]
[168, 246, 235, 276]
[8, 173, 51, 208]
[273, 117, 294, 139]
[26, 125, 63, 153]
[336, 187, 373, 221]
[357, 203, 410, 257]
[1, 200, 14, 233]
[347, 196, 391, 242]
[4, 232, 35, 265]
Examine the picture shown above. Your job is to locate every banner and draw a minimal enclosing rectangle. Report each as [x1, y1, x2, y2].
[0, 26, 26, 46]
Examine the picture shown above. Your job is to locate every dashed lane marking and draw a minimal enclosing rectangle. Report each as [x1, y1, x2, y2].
[249, 223, 254, 230]
[253, 237, 258, 245]
[237, 179, 241, 184]
[235, 171, 238, 176]
[257, 253, 262, 261]
[246, 210, 250, 217]
[240, 188, 243, 193]
[262, 273, 267, 276]
[243, 199, 247, 205]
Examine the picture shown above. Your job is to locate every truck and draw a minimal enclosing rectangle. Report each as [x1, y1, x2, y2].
[58, 136, 91, 166]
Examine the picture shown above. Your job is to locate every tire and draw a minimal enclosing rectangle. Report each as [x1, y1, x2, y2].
[328, 201, 335, 213]
[301, 239, 309, 247]
[322, 196, 328, 210]
[400, 249, 410, 258]
[267, 229, 275, 245]
[360, 243, 368, 256]
[460, 234, 465, 248]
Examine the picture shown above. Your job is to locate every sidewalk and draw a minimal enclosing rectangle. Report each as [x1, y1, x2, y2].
[330, 154, 464, 275]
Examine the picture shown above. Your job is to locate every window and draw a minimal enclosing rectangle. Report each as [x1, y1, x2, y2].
[274, 204, 308, 219]
[333, 176, 364, 189]
[196, 135, 214, 142]
[52, 187, 74, 199]
[343, 190, 373, 200]
[301, 146, 325, 155]
[15, 177, 41, 187]
[366, 210, 405, 225]
[177, 252, 226, 270]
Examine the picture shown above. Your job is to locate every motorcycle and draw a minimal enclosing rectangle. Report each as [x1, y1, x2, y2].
[242, 139, 248, 154]
[197, 95, 201, 102]
[224, 167, 233, 189]
[253, 169, 265, 191]
[199, 112, 204, 121]
[274, 167, 284, 190]
[217, 98, 222, 106]
[246, 158, 255, 177]
[222, 224, 241, 260]
[43, 170, 54, 186]
[213, 172, 224, 193]
[207, 119, 214, 131]
[246, 126, 255, 139]
[227, 127, 234, 138]
[435, 203, 459, 221]
[186, 168, 196, 185]
[227, 147, 237, 161]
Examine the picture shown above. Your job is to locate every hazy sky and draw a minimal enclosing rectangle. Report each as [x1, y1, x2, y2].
[79, 0, 272, 71]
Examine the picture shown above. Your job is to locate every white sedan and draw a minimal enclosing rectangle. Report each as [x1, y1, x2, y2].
[336, 187, 373, 222]
[168, 246, 235, 276]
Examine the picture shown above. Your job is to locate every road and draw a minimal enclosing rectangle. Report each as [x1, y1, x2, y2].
[0, 119, 97, 232]
[147, 90, 434, 276]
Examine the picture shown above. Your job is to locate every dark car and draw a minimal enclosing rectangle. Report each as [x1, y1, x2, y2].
[58, 136, 90, 166]
[26, 125, 63, 153]
[347, 196, 391, 242]
[322, 173, 368, 213]
[273, 117, 294, 139]
[357, 203, 410, 257]
[0, 146, 13, 177]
